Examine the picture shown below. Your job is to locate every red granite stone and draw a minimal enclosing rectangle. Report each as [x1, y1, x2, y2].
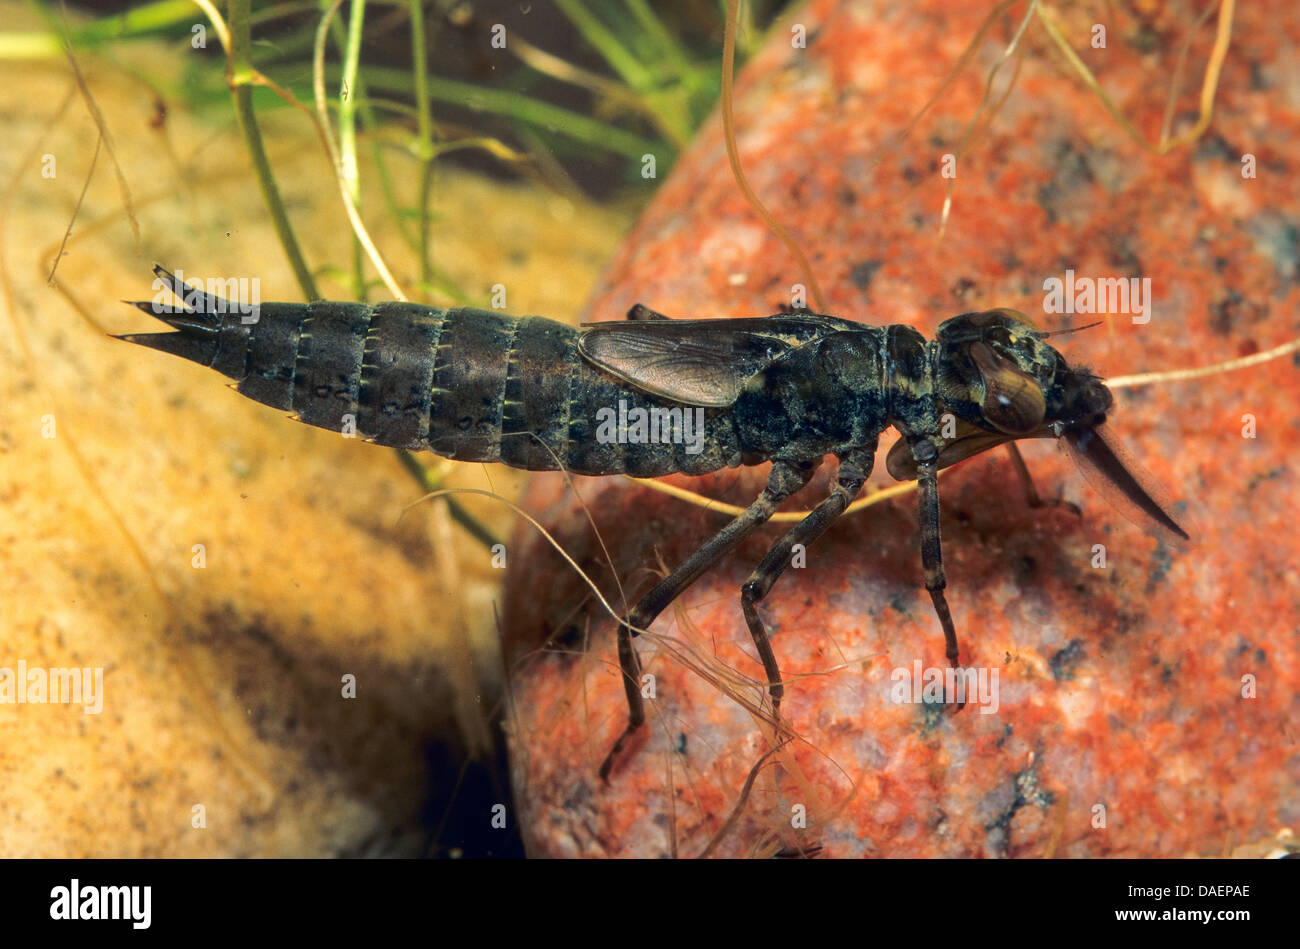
[503, 0, 1300, 857]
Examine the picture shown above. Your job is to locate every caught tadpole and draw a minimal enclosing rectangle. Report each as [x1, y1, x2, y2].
[1062, 422, 1192, 548]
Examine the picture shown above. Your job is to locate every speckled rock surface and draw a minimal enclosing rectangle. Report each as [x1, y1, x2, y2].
[504, 0, 1300, 857]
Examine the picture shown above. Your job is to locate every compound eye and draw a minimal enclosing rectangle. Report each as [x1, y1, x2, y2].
[970, 341, 1045, 434]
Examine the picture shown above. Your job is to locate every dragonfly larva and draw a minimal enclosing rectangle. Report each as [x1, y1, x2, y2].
[121, 269, 1188, 780]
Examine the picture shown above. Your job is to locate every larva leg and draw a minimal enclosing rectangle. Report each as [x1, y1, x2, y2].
[916, 458, 967, 714]
[1004, 442, 1080, 515]
[599, 459, 815, 782]
[625, 303, 672, 321]
[739, 445, 874, 711]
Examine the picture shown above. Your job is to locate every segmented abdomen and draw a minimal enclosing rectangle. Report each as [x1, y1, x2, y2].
[229, 302, 740, 477]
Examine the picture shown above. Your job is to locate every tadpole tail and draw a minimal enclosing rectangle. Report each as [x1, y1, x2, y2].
[1062, 422, 1192, 547]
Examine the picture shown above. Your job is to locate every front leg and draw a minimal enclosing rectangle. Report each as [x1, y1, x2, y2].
[912, 448, 969, 713]
[915, 455, 960, 668]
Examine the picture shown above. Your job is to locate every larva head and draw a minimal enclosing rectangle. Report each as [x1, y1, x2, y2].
[923, 308, 1190, 545]
[934, 308, 1112, 436]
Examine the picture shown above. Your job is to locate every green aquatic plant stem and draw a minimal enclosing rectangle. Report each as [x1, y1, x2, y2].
[409, 0, 436, 295]
[336, 0, 366, 299]
[553, 0, 692, 148]
[554, 0, 653, 92]
[396, 451, 503, 552]
[10, 0, 196, 54]
[227, 0, 318, 301]
[350, 66, 659, 159]
[625, 0, 693, 78]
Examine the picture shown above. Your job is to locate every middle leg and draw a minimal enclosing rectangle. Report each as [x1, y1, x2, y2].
[599, 459, 815, 781]
[739, 445, 875, 711]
